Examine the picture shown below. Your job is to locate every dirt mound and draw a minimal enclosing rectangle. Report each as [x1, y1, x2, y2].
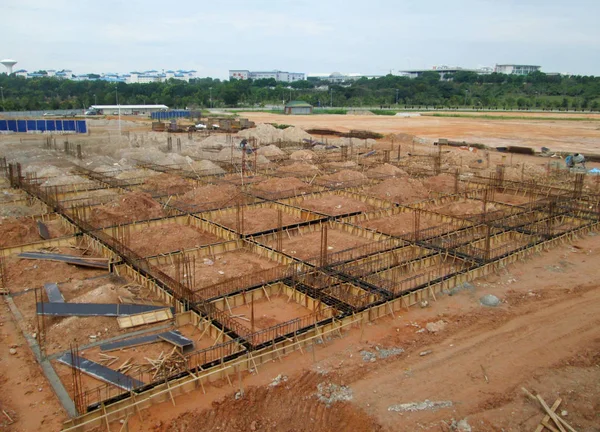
[276, 162, 319, 175]
[366, 177, 428, 204]
[253, 177, 313, 197]
[282, 126, 313, 142]
[319, 170, 367, 184]
[367, 163, 407, 177]
[422, 174, 457, 195]
[142, 173, 194, 195]
[188, 160, 225, 174]
[290, 150, 317, 161]
[324, 161, 357, 169]
[165, 371, 383, 432]
[0, 217, 39, 247]
[173, 184, 242, 211]
[88, 192, 165, 227]
[257, 145, 285, 157]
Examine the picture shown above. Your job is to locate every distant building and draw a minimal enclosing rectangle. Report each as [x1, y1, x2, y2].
[494, 64, 541, 75]
[89, 104, 168, 115]
[11, 68, 196, 83]
[229, 70, 305, 82]
[307, 72, 382, 82]
[398, 66, 493, 80]
[284, 101, 313, 115]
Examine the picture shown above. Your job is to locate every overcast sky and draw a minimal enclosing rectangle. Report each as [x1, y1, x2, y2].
[2, 0, 599, 78]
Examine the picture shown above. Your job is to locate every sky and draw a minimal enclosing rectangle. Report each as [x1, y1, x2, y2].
[2, 0, 600, 78]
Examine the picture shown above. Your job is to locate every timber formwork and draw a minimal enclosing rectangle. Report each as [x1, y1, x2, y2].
[3, 161, 600, 431]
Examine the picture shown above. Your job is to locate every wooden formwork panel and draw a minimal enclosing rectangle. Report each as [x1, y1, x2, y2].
[97, 214, 234, 238]
[250, 219, 401, 266]
[277, 189, 393, 217]
[113, 264, 186, 315]
[340, 206, 471, 240]
[39, 180, 112, 199]
[59, 189, 123, 208]
[0, 212, 79, 250]
[211, 282, 338, 346]
[364, 254, 475, 297]
[146, 239, 293, 268]
[0, 235, 78, 256]
[456, 230, 540, 261]
[196, 201, 324, 236]
[332, 244, 437, 278]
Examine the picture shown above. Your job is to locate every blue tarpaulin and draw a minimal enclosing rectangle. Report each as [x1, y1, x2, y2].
[0, 119, 88, 134]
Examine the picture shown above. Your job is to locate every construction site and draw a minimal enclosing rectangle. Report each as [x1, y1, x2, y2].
[0, 113, 599, 432]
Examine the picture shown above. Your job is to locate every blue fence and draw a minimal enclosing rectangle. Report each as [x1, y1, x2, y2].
[0, 119, 87, 134]
[151, 110, 192, 120]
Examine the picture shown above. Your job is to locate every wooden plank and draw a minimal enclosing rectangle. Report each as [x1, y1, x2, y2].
[534, 398, 562, 432]
[117, 308, 173, 329]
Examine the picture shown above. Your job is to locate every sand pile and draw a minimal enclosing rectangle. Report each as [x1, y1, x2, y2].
[281, 126, 313, 142]
[277, 162, 319, 175]
[252, 177, 313, 196]
[367, 163, 407, 177]
[188, 160, 225, 174]
[238, 123, 283, 144]
[366, 177, 428, 204]
[238, 123, 313, 144]
[89, 192, 165, 227]
[290, 150, 317, 161]
[115, 169, 160, 180]
[257, 145, 285, 157]
[143, 173, 194, 195]
[198, 135, 232, 149]
[213, 148, 244, 161]
[324, 161, 357, 169]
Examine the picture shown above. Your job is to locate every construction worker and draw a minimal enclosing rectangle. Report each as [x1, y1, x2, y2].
[566, 153, 586, 169]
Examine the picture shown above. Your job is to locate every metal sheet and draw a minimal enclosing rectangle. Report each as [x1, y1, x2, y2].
[37, 221, 51, 240]
[18, 252, 109, 269]
[158, 331, 194, 353]
[36, 302, 173, 317]
[44, 283, 64, 303]
[100, 334, 161, 352]
[100, 330, 184, 352]
[57, 353, 143, 391]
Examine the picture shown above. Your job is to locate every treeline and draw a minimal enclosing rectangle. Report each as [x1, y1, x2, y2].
[1, 71, 600, 111]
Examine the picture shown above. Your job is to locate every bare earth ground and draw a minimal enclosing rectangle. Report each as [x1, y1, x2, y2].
[94, 232, 600, 432]
[1, 114, 600, 431]
[242, 112, 600, 154]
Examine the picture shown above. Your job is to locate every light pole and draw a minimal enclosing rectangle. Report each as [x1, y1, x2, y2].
[209, 87, 212, 108]
[93, 93, 97, 105]
[1, 86, 4, 104]
[395, 88, 399, 105]
[464, 89, 469, 107]
[330, 88, 333, 108]
[115, 86, 121, 141]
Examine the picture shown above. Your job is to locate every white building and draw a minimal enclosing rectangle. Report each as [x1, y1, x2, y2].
[307, 72, 382, 82]
[229, 70, 305, 82]
[494, 64, 541, 75]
